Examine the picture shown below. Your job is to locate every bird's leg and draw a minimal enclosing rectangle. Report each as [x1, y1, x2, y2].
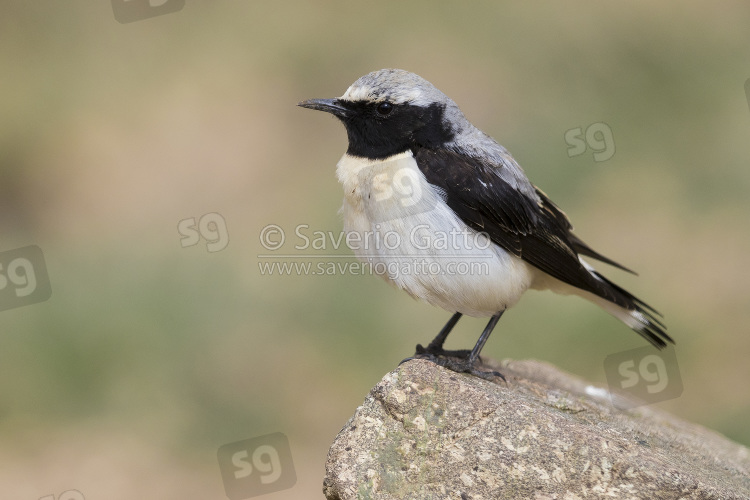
[423, 311, 506, 380]
[414, 312, 467, 358]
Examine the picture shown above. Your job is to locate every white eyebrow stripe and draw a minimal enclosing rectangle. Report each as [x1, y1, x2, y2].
[341, 84, 369, 102]
[341, 84, 427, 106]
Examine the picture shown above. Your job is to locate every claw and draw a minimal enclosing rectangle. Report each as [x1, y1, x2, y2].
[398, 356, 416, 366]
[407, 310, 506, 381]
[415, 343, 472, 359]
[409, 351, 506, 381]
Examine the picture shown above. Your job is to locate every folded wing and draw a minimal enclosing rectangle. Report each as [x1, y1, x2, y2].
[415, 147, 672, 348]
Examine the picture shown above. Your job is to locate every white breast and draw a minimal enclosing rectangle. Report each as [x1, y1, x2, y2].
[336, 151, 535, 317]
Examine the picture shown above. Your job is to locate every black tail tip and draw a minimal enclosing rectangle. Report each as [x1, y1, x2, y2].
[635, 315, 674, 349]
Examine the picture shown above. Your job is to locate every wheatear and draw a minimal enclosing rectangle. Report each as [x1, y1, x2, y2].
[299, 68, 672, 377]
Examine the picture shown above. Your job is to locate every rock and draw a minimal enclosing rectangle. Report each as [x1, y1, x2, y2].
[323, 358, 750, 500]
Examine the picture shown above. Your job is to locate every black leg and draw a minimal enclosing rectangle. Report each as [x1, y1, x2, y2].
[465, 311, 504, 366]
[427, 312, 463, 351]
[414, 312, 464, 357]
[409, 311, 506, 380]
[401, 312, 464, 366]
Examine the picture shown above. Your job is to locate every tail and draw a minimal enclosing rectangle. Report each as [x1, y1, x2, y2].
[523, 188, 672, 347]
[578, 263, 673, 349]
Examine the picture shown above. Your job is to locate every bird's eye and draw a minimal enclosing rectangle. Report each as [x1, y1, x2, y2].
[376, 101, 393, 116]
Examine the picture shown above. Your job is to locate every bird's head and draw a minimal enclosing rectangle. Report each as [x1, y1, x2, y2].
[299, 69, 469, 159]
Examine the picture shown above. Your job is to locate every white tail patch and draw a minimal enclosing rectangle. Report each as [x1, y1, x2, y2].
[537, 257, 651, 333]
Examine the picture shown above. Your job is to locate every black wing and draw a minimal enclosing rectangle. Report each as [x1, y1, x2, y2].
[415, 147, 672, 347]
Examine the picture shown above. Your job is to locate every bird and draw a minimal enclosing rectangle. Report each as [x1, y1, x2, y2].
[298, 68, 672, 378]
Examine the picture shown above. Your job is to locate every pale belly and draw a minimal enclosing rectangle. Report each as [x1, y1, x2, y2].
[336, 151, 535, 317]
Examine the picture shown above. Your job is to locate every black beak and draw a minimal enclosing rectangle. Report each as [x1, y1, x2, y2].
[298, 98, 350, 118]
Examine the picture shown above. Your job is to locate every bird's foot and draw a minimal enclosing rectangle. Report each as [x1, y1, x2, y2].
[414, 343, 472, 359]
[402, 348, 505, 382]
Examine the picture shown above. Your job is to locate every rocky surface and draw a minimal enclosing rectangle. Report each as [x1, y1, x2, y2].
[323, 358, 750, 500]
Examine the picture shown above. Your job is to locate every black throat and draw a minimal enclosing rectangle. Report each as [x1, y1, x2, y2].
[337, 101, 455, 160]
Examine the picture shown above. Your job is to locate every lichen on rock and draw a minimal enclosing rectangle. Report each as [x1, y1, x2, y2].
[323, 358, 750, 500]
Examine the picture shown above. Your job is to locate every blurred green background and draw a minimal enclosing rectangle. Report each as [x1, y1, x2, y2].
[1, 1, 749, 498]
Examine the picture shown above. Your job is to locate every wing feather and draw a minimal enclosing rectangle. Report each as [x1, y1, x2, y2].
[414, 148, 647, 311]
